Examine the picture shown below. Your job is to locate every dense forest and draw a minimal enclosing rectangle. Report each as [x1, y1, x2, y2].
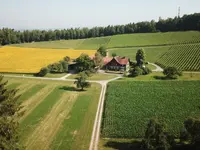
[0, 13, 199, 46]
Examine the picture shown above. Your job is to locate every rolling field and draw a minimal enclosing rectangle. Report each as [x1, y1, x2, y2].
[102, 81, 200, 138]
[156, 44, 200, 71]
[108, 46, 170, 62]
[0, 46, 96, 73]
[10, 31, 200, 49]
[4, 77, 101, 150]
[12, 39, 84, 49]
[107, 31, 200, 48]
[75, 36, 111, 50]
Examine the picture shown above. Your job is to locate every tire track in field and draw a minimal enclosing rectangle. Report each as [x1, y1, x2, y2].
[24, 91, 78, 150]
[16, 83, 36, 96]
[19, 85, 56, 122]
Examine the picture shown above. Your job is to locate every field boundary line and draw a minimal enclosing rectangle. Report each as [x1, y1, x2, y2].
[89, 76, 122, 150]
[19, 85, 57, 122]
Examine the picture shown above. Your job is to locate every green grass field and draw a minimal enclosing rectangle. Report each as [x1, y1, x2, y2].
[108, 46, 170, 62]
[3, 77, 101, 150]
[12, 39, 84, 49]
[10, 31, 200, 50]
[120, 72, 200, 81]
[107, 31, 200, 48]
[102, 80, 200, 138]
[75, 36, 111, 50]
[67, 73, 118, 80]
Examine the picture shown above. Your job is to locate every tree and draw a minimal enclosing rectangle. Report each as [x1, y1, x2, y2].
[0, 76, 21, 149]
[36, 67, 49, 77]
[74, 72, 91, 91]
[94, 52, 104, 69]
[181, 117, 200, 148]
[48, 63, 64, 73]
[136, 48, 145, 67]
[111, 53, 117, 57]
[163, 67, 182, 79]
[60, 61, 68, 73]
[63, 56, 70, 62]
[142, 119, 175, 150]
[97, 46, 107, 57]
[75, 54, 94, 72]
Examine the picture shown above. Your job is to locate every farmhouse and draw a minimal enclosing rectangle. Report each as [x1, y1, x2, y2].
[103, 56, 129, 71]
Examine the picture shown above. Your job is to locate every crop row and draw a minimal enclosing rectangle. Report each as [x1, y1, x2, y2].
[156, 44, 200, 71]
[102, 81, 200, 138]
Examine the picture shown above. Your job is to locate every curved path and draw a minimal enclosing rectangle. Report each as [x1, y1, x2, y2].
[149, 63, 163, 72]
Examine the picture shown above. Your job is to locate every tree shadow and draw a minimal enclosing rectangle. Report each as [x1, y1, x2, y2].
[59, 86, 77, 91]
[59, 86, 86, 92]
[153, 76, 178, 80]
[104, 140, 144, 150]
[153, 75, 168, 80]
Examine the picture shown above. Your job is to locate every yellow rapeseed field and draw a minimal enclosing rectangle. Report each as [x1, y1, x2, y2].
[0, 46, 96, 73]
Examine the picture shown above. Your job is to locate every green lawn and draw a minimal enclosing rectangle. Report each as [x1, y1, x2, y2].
[107, 31, 200, 48]
[12, 39, 84, 49]
[121, 72, 200, 81]
[67, 73, 118, 80]
[108, 46, 170, 62]
[102, 80, 200, 138]
[75, 36, 111, 50]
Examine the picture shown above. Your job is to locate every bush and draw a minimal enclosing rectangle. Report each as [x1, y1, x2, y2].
[112, 53, 117, 57]
[36, 67, 49, 77]
[183, 117, 200, 147]
[63, 56, 70, 62]
[143, 66, 152, 75]
[60, 60, 68, 73]
[163, 67, 182, 79]
[130, 66, 144, 77]
[48, 62, 64, 73]
[97, 46, 107, 57]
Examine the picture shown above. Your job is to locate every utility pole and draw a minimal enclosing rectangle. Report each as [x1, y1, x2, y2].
[178, 7, 180, 18]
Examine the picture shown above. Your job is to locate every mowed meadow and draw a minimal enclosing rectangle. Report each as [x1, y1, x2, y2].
[5, 77, 101, 150]
[0, 46, 96, 73]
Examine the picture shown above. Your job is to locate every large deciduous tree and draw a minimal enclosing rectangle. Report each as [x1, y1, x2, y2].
[75, 54, 94, 72]
[74, 72, 91, 91]
[142, 119, 175, 150]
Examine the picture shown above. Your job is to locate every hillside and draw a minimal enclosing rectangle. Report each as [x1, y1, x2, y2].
[7, 31, 200, 72]
[11, 31, 200, 49]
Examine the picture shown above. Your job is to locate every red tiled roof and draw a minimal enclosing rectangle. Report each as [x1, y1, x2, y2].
[103, 57, 112, 65]
[90, 55, 128, 65]
[114, 56, 129, 65]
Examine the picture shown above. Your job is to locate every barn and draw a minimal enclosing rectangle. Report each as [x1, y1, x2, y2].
[104, 56, 129, 72]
